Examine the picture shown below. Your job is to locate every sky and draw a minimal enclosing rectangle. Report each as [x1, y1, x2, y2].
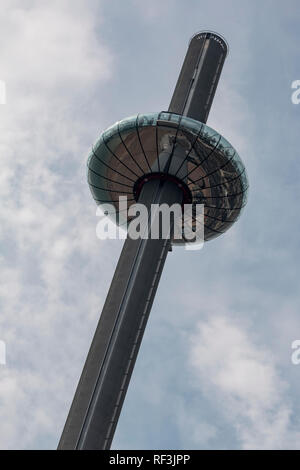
[0, 0, 300, 450]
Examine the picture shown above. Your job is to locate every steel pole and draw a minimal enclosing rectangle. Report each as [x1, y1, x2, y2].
[58, 178, 183, 449]
[58, 31, 227, 450]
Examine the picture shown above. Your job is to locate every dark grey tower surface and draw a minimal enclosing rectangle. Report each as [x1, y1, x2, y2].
[58, 31, 248, 450]
[58, 178, 184, 450]
[169, 31, 228, 123]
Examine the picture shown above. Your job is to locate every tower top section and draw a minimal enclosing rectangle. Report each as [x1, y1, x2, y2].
[189, 31, 229, 55]
[169, 30, 228, 123]
[87, 31, 248, 246]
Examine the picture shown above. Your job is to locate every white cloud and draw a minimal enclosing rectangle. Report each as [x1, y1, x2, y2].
[188, 315, 300, 449]
[0, 1, 111, 87]
[0, 0, 116, 449]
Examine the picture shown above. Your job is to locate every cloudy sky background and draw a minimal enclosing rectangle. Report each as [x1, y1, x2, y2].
[0, 0, 300, 449]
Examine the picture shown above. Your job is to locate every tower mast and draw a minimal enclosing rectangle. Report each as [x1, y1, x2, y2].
[58, 32, 247, 450]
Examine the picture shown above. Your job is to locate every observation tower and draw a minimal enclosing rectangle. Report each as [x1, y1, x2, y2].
[58, 31, 248, 450]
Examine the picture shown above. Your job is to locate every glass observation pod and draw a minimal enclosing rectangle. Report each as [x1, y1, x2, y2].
[87, 112, 249, 244]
